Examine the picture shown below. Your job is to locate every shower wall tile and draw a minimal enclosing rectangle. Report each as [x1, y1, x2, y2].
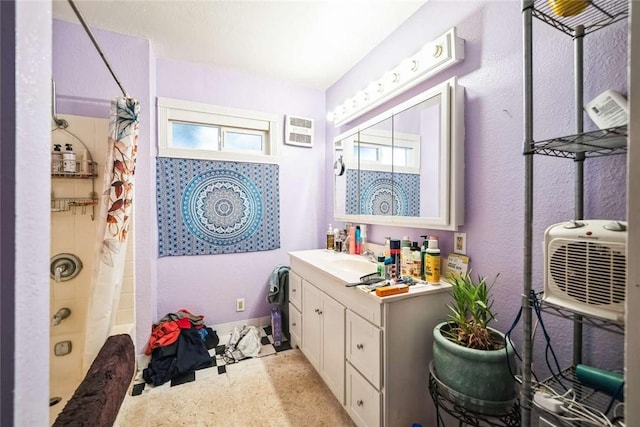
[116, 308, 134, 325]
[52, 281, 77, 302]
[119, 293, 134, 310]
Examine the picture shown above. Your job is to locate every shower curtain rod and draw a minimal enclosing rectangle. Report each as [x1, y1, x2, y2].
[67, 0, 129, 98]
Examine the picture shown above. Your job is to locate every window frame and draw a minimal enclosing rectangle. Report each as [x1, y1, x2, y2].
[157, 97, 279, 163]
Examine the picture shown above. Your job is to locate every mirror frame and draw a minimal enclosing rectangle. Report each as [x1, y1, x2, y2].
[333, 77, 464, 230]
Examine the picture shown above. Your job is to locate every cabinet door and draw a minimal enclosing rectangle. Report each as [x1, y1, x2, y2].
[321, 293, 346, 404]
[302, 280, 322, 370]
[289, 271, 303, 310]
[289, 303, 302, 349]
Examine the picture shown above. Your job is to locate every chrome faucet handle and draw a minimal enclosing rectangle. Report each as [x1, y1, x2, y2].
[362, 249, 376, 262]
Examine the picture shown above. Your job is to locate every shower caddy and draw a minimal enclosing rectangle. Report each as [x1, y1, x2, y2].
[520, 1, 628, 426]
[51, 124, 99, 220]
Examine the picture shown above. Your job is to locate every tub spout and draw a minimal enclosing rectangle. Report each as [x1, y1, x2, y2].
[52, 307, 71, 326]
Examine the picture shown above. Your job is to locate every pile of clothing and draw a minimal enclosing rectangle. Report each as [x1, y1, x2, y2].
[142, 309, 219, 386]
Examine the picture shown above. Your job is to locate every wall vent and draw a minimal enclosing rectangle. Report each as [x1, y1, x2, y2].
[284, 115, 314, 148]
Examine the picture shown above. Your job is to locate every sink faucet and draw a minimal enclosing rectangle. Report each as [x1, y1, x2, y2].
[52, 307, 71, 326]
[362, 249, 377, 262]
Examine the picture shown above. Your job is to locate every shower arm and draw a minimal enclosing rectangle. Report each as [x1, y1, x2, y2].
[51, 79, 68, 129]
[66, 0, 129, 98]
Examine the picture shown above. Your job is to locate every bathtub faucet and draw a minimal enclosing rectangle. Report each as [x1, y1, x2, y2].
[52, 307, 71, 326]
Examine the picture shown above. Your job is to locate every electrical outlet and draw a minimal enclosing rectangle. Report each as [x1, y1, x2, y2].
[454, 232, 467, 254]
[236, 298, 245, 312]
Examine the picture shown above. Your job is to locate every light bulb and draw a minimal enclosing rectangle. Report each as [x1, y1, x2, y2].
[401, 57, 419, 73]
[383, 71, 400, 86]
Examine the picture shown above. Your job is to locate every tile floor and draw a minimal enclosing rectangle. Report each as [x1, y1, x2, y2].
[130, 325, 292, 396]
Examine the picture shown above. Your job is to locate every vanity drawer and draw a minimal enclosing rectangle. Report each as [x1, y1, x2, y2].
[289, 271, 302, 310]
[346, 363, 381, 427]
[347, 310, 382, 389]
[288, 303, 302, 349]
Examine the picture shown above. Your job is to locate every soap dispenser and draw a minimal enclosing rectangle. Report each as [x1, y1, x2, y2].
[51, 144, 63, 173]
[62, 143, 76, 173]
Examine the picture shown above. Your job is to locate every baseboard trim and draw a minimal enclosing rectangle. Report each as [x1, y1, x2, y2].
[210, 316, 272, 337]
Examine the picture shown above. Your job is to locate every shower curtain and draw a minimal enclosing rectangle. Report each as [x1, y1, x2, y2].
[82, 97, 140, 373]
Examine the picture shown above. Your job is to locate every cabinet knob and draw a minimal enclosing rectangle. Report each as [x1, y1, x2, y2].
[357, 399, 364, 407]
[356, 343, 364, 350]
[314, 308, 319, 313]
[292, 322, 297, 327]
[318, 310, 323, 315]
[292, 288, 296, 292]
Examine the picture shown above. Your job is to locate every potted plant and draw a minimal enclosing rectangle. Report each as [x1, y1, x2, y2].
[432, 271, 516, 414]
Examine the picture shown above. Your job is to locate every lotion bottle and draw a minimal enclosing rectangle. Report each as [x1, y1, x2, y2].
[425, 239, 441, 285]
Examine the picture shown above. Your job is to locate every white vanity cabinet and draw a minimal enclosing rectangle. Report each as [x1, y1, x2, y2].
[289, 250, 451, 427]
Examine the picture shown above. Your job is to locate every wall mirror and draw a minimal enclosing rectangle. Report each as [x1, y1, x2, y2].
[333, 77, 464, 230]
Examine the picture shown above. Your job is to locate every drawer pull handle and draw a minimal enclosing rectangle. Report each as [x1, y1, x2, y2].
[292, 288, 296, 292]
[357, 399, 364, 407]
[318, 310, 323, 315]
[314, 308, 319, 313]
[292, 322, 297, 327]
[356, 343, 364, 350]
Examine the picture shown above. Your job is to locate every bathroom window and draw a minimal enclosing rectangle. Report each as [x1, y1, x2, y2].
[158, 97, 278, 163]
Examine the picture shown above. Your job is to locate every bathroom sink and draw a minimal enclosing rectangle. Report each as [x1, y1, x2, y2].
[328, 258, 377, 276]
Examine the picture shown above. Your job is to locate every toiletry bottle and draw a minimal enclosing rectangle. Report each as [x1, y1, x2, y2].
[360, 224, 368, 253]
[411, 242, 422, 279]
[333, 227, 340, 252]
[51, 144, 63, 173]
[62, 143, 76, 173]
[390, 239, 401, 279]
[420, 235, 429, 280]
[377, 256, 385, 277]
[80, 148, 90, 175]
[348, 226, 356, 255]
[425, 239, 441, 285]
[326, 224, 334, 250]
[400, 236, 411, 277]
[355, 226, 362, 255]
[384, 237, 391, 258]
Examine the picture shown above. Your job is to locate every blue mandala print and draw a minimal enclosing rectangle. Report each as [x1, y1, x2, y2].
[181, 169, 262, 245]
[361, 177, 402, 215]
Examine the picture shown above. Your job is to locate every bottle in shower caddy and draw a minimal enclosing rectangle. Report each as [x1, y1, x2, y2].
[62, 143, 76, 173]
[51, 144, 63, 173]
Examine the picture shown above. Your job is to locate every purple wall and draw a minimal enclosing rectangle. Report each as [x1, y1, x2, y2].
[155, 59, 326, 326]
[326, 1, 627, 374]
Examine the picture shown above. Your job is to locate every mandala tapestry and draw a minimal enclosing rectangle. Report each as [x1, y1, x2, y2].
[156, 158, 280, 256]
[346, 169, 420, 217]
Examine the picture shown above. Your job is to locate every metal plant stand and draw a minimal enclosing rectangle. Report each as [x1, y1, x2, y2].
[429, 363, 520, 427]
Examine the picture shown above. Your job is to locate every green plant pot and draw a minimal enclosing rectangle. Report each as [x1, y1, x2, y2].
[432, 322, 517, 415]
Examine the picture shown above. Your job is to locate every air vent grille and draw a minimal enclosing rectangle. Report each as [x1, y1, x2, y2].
[547, 239, 626, 307]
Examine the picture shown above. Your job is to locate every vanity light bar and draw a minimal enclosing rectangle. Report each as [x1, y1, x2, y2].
[329, 27, 464, 127]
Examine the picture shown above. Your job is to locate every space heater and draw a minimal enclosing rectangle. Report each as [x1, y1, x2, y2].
[543, 220, 627, 323]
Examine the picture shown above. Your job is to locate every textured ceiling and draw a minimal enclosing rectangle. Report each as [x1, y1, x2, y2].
[52, 0, 426, 90]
